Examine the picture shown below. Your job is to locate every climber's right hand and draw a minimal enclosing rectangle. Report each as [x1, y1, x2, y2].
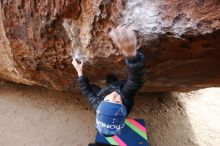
[72, 58, 83, 77]
[108, 25, 137, 58]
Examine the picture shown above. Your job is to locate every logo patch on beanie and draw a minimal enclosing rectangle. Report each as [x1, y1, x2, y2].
[96, 119, 124, 130]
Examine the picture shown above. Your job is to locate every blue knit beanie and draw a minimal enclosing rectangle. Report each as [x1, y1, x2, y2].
[96, 101, 127, 136]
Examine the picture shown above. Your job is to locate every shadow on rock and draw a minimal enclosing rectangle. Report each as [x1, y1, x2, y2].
[130, 92, 199, 146]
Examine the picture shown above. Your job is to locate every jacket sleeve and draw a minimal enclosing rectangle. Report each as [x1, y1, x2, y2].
[77, 76, 101, 112]
[121, 51, 146, 100]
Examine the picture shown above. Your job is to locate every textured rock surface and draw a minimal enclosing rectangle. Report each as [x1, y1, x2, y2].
[0, 0, 219, 91]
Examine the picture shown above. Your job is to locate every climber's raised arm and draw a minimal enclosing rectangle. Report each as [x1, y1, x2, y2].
[109, 25, 145, 101]
[122, 50, 145, 100]
[72, 58, 101, 111]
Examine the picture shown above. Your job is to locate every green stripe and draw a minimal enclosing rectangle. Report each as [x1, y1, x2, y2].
[106, 137, 118, 145]
[125, 120, 147, 140]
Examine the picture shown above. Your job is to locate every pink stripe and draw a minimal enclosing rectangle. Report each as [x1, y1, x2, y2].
[112, 136, 127, 146]
[127, 119, 146, 133]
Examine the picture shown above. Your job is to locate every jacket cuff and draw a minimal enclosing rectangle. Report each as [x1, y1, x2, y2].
[77, 75, 88, 83]
[125, 51, 144, 69]
[126, 51, 143, 62]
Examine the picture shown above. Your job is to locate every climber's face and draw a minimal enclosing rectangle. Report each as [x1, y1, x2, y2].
[104, 91, 122, 104]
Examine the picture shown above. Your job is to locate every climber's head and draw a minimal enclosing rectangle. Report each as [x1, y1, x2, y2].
[96, 93, 127, 136]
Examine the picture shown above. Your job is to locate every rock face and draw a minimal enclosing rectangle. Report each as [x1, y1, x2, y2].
[0, 0, 219, 92]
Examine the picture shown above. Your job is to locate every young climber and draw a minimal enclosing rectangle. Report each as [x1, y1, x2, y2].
[72, 25, 145, 136]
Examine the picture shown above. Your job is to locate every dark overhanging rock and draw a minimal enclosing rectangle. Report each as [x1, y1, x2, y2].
[0, 0, 219, 92]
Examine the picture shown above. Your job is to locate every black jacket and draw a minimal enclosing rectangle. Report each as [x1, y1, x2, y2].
[77, 51, 145, 114]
